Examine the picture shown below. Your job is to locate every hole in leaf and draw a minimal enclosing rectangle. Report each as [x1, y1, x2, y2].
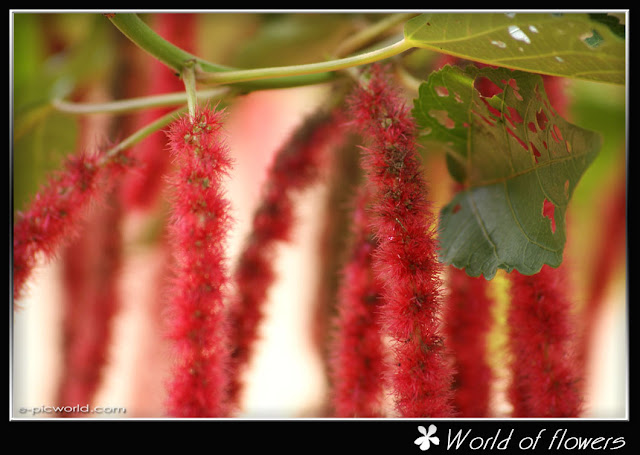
[428, 109, 455, 129]
[580, 29, 604, 48]
[564, 180, 570, 198]
[508, 25, 531, 44]
[506, 78, 521, 91]
[543, 198, 556, 233]
[536, 108, 549, 130]
[553, 124, 564, 141]
[507, 79, 524, 101]
[506, 106, 523, 124]
[529, 25, 539, 33]
[454, 92, 463, 103]
[550, 126, 560, 143]
[507, 127, 528, 151]
[491, 40, 507, 48]
[481, 97, 502, 118]
[472, 109, 495, 127]
[475, 76, 503, 98]
[435, 86, 449, 97]
[565, 140, 572, 154]
[530, 142, 541, 163]
[528, 121, 537, 133]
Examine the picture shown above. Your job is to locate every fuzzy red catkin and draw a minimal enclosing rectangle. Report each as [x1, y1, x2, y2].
[56, 192, 123, 415]
[164, 105, 233, 417]
[226, 109, 344, 411]
[120, 13, 197, 211]
[13, 151, 130, 305]
[346, 64, 455, 417]
[330, 185, 386, 417]
[444, 266, 493, 417]
[507, 264, 582, 417]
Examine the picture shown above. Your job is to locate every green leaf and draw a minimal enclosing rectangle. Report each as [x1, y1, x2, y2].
[13, 112, 79, 214]
[404, 13, 625, 85]
[413, 65, 601, 278]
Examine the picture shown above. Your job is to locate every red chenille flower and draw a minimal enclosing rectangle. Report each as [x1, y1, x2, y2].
[329, 186, 386, 417]
[444, 266, 494, 417]
[226, 109, 344, 412]
[13, 151, 119, 303]
[164, 105, 233, 417]
[56, 194, 123, 415]
[507, 264, 582, 417]
[346, 64, 455, 417]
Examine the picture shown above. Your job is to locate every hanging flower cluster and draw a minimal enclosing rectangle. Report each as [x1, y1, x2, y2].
[163, 105, 234, 417]
[13, 150, 132, 306]
[13, 13, 624, 419]
[344, 64, 455, 417]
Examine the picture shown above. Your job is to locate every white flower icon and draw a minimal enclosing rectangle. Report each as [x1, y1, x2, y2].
[415, 424, 440, 451]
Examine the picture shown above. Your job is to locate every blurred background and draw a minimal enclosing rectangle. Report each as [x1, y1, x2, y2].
[11, 12, 627, 419]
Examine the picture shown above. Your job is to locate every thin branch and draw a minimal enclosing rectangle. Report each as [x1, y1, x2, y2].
[101, 105, 188, 164]
[52, 88, 229, 115]
[196, 39, 413, 86]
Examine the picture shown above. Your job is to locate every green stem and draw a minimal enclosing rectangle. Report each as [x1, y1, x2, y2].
[52, 88, 229, 115]
[107, 13, 414, 91]
[107, 13, 340, 91]
[197, 38, 413, 86]
[108, 13, 228, 74]
[182, 62, 198, 118]
[101, 105, 188, 164]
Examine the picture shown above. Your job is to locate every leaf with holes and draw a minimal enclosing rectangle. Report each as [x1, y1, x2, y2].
[404, 12, 625, 85]
[413, 65, 601, 278]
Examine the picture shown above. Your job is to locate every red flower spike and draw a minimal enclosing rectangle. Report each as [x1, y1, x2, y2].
[164, 105, 234, 417]
[120, 13, 198, 211]
[56, 193, 123, 415]
[444, 266, 494, 417]
[329, 186, 386, 417]
[346, 64, 455, 417]
[226, 109, 345, 412]
[507, 264, 583, 417]
[13, 152, 110, 304]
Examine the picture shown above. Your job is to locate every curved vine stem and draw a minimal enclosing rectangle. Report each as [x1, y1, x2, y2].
[107, 13, 415, 90]
[100, 105, 188, 165]
[196, 38, 413, 86]
[107, 13, 228, 74]
[52, 87, 229, 115]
